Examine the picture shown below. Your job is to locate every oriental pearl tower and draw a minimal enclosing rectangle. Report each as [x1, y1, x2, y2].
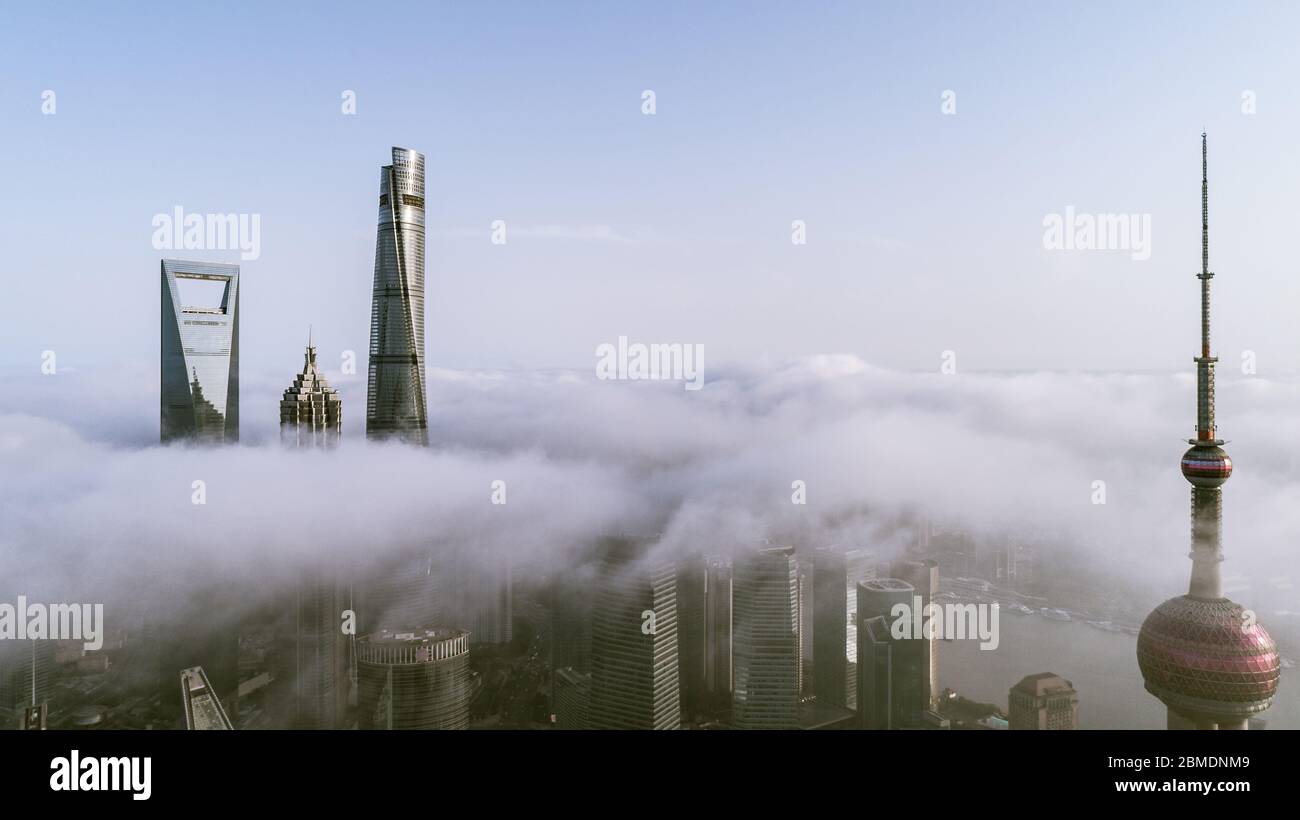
[1136, 134, 1281, 730]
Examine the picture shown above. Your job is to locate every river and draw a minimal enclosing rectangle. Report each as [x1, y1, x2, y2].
[939, 611, 1299, 729]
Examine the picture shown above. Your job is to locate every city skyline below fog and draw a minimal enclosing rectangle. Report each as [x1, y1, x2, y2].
[4, 355, 1298, 728]
[2, 2, 1298, 735]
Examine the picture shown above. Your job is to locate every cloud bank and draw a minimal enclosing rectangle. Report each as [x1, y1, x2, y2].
[2, 356, 1298, 641]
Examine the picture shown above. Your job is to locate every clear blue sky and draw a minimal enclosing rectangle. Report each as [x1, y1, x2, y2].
[4, 1, 1300, 376]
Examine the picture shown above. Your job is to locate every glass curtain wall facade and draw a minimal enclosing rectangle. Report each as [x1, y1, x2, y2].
[732, 546, 800, 729]
[160, 259, 240, 443]
[356, 628, 470, 730]
[366, 147, 428, 445]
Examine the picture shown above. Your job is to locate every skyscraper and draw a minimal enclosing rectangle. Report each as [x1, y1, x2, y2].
[796, 561, 811, 694]
[0, 640, 52, 729]
[856, 578, 926, 728]
[891, 558, 939, 712]
[276, 337, 347, 727]
[283, 571, 348, 729]
[280, 336, 342, 447]
[356, 628, 470, 730]
[160, 259, 239, 443]
[676, 554, 708, 715]
[856, 614, 893, 729]
[467, 562, 513, 647]
[359, 549, 442, 637]
[703, 556, 733, 706]
[549, 572, 592, 676]
[367, 147, 428, 445]
[1008, 673, 1079, 730]
[1136, 135, 1281, 730]
[732, 546, 800, 730]
[588, 537, 681, 730]
[436, 543, 514, 648]
[553, 667, 591, 729]
[813, 547, 874, 709]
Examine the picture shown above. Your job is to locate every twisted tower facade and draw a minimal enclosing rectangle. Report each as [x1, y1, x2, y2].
[366, 147, 428, 445]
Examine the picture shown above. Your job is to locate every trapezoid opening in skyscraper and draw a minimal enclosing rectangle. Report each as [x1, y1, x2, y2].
[160, 259, 240, 444]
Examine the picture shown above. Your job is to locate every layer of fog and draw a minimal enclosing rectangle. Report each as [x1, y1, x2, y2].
[2, 355, 1298, 635]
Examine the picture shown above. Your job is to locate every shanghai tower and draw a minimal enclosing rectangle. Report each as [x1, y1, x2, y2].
[1136, 134, 1281, 730]
[367, 147, 429, 445]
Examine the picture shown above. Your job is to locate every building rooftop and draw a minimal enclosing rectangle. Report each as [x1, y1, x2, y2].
[180, 666, 233, 730]
[860, 578, 912, 591]
[1013, 672, 1077, 697]
[797, 701, 857, 730]
[367, 627, 468, 645]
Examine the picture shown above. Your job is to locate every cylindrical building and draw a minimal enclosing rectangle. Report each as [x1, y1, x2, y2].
[356, 628, 470, 730]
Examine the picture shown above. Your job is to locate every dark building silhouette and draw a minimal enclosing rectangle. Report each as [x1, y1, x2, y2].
[856, 578, 927, 728]
[856, 615, 893, 729]
[891, 558, 939, 712]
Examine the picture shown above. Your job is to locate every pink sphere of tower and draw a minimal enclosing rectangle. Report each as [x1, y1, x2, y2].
[1181, 445, 1232, 488]
[1137, 595, 1280, 721]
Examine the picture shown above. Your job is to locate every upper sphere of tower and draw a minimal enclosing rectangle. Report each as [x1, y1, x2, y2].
[1181, 445, 1232, 488]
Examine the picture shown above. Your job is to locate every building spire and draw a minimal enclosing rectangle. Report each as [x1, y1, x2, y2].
[1182, 132, 1232, 599]
[1202, 132, 1209, 280]
[1194, 133, 1217, 442]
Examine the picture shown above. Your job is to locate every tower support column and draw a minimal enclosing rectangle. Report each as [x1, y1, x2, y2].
[1187, 487, 1223, 599]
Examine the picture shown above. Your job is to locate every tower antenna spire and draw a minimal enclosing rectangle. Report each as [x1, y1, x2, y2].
[1194, 134, 1216, 440]
[1202, 132, 1209, 279]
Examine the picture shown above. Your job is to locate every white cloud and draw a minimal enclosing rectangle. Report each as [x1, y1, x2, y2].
[2, 357, 1298, 647]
